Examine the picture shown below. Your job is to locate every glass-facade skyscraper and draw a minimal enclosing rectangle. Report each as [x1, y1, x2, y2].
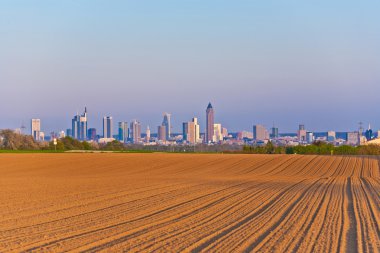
[118, 122, 128, 143]
[162, 113, 171, 140]
[72, 108, 88, 140]
[103, 116, 113, 138]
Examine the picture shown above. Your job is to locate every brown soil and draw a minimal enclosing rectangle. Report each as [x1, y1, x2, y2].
[0, 154, 378, 252]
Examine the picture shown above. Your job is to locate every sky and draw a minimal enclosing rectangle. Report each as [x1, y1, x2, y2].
[1, 0, 380, 133]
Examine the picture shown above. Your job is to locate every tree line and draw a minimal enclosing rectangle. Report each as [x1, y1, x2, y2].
[242, 141, 380, 156]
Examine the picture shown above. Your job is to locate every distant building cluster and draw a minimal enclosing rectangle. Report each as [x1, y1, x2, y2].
[27, 103, 379, 147]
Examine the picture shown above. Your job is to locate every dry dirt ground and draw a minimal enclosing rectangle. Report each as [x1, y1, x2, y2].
[0, 153, 379, 252]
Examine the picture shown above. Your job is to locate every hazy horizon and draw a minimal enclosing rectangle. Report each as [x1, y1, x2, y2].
[1, 1, 379, 133]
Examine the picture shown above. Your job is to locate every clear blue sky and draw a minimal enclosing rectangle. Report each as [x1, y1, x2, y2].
[1, 0, 379, 133]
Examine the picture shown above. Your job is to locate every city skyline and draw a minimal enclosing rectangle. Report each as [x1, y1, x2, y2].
[4, 104, 379, 137]
[25, 103, 377, 142]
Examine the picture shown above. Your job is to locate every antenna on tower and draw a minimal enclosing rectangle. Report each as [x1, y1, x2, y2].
[358, 122, 363, 130]
[20, 121, 26, 135]
[358, 122, 364, 136]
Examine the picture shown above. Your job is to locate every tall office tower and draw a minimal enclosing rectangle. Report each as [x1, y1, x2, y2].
[146, 126, 151, 142]
[365, 124, 373, 141]
[118, 122, 128, 143]
[162, 113, 171, 140]
[192, 117, 200, 143]
[72, 107, 88, 140]
[87, 128, 97, 141]
[253, 125, 269, 141]
[205, 102, 214, 143]
[130, 120, 142, 143]
[327, 131, 336, 142]
[271, 127, 279, 139]
[222, 127, 228, 138]
[347, 132, 359, 146]
[183, 121, 196, 144]
[103, 116, 113, 138]
[306, 132, 314, 143]
[31, 119, 41, 141]
[158, 125, 167, 142]
[358, 122, 364, 137]
[66, 128, 72, 138]
[297, 124, 307, 142]
[213, 123, 223, 142]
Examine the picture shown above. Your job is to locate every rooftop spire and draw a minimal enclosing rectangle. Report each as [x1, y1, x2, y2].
[207, 102, 213, 109]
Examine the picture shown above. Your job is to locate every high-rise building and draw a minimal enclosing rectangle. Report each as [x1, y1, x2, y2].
[183, 121, 196, 144]
[130, 120, 141, 143]
[118, 122, 128, 143]
[297, 124, 307, 142]
[72, 107, 88, 140]
[88, 128, 97, 141]
[347, 132, 359, 146]
[253, 125, 269, 141]
[162, 113, 171, 140]
[213, 123, 223, 142]
[192, 118, 200, 143]
[206, 103, 214, 143]
[365, 124, 373, 141]
[31, 119, 41, 141]
[158, 125, 167, 142]
[66, 128, 72, 138]
[222, 127, 228, 138]
[271, 127, 279, 139]
[183, 118, 200, 144]
[306, 132, 314, 143]
[327, 131, 336, 142]
[103, 116, 113, 138]
[145, 126, 151, 142]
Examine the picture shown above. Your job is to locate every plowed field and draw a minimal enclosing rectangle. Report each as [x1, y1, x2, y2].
[0, 154, 379, 252]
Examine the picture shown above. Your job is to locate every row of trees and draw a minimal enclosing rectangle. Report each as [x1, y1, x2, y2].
[243, 141, 380, 156]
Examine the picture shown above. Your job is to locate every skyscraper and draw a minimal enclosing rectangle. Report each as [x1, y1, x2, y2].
[130, 120, 142, 143]
[192, 117, 200, 143]
[365, 124, 373, 141]
[297, 124, 307, 142]
[213, 123, 223, 142]
[327, 131, 336, 142]
[66, 128, 72, 138]
[271, 125, 279, 139]
[183, 121, 195, 144]
[87, 128, 97, 141]
[158, 125, 167, 142]
[145, 126, 151, 142]
[206, 103, 214, 143]
[347, 132, 359, 146]
[306, 132, 314, 143]
[162, 113, 171, 140]
[253, 125, 269, 141]
[31, 119, 41, 141]
[103, 116, 113, 138]
[72, 107, 88, 140]
[118, 122, 128, 143]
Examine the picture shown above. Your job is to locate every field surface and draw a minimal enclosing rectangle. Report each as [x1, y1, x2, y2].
[0, 153, 379, 252]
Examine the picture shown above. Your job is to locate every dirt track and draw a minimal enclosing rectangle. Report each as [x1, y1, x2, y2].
[0, 153, 379, 252]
